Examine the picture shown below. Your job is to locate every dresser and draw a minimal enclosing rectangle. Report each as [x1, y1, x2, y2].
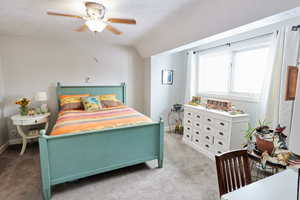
[183, 105, 249, 159]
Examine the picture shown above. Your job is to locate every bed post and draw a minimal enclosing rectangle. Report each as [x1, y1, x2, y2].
[39, 130, 51, 200]
[121, 82, 127, 104]
[158, 117, 164, 168]
[57, 82, 61, 110]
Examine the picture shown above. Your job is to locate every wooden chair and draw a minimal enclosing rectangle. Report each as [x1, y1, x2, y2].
[215, 150, 252, 197]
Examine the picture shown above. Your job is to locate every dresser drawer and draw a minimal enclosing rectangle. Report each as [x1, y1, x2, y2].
[193, 113, 203, 122]
[215, 138, 228, 149]
[192, 136, 201, 146]
[203, 124, 214, 135]
[215, 119, 229, 130]
[204, 116, 214, 124]
[183, 133, 192, 141]
[20, 117, 48, 125]
[192, 128, 202, 137]
[192, 121, 202, 129]
[202, 134, 214, 145]
[184, 125, 193, 133]
[184, 109, 195, 118]
[184, 118, 193, 126]
[202, 142, 214, 153]
[215, 129, 229, 140]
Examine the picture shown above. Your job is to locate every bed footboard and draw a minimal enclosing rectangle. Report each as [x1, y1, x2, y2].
[39, 119, 164, 200]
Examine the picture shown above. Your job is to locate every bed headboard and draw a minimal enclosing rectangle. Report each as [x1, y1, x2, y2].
[56, 82, 126, 110]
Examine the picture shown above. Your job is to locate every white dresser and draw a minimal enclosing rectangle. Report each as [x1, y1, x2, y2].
[183, 105, 249, 159]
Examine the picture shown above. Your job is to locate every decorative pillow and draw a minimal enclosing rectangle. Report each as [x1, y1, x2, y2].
[60, 94, 89, 111]
[98, 94, 118, 101]
[100, 100, 124, 109]
[81, 96, 102, 112]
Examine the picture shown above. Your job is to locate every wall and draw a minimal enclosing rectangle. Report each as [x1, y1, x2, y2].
[0, 35, 145, 142]
[136, 0, 300, 57]
[150, 52, 186, 123]
[0, 57, 7, 147]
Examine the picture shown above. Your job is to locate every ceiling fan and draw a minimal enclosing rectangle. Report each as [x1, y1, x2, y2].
[47, 2, 136, 35]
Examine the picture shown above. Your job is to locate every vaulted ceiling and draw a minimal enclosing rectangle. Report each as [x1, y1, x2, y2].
[1, 0, 300, 57]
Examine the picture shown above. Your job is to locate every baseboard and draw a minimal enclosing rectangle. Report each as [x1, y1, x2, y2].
[0, 142, 9, 154]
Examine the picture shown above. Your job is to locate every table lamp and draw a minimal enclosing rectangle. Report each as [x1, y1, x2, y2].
[35, 92, 48, 113]
[289, 126, 300, 200]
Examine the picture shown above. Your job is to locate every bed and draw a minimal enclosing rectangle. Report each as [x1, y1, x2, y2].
[39, 82, 164, 200]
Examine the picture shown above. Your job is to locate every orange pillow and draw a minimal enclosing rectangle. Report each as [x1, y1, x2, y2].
[60, 94, 89, 111]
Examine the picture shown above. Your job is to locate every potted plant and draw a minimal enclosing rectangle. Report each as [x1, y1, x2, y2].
[15, 98, 31, 116]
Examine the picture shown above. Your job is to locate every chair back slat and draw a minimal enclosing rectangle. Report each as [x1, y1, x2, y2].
[215, 150, 251, 196]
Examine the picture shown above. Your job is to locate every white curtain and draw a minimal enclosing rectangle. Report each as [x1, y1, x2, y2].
[184, 51, 197, 103]
[259, 29, 285, 127]
[279, 26, 300, 136]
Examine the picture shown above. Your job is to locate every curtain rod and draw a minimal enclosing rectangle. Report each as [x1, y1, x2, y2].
[193, 32, 274, 54]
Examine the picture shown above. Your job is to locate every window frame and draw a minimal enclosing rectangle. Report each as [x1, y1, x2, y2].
[197, 42, 271, 102]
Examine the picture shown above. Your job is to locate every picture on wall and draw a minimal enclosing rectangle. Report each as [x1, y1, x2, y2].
[161, 69, 173, 85]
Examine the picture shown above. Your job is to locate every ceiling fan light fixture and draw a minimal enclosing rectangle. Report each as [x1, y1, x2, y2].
[85, 20, 107, 32]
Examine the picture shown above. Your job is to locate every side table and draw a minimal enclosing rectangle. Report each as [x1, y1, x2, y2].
[11, 113, 50, 155]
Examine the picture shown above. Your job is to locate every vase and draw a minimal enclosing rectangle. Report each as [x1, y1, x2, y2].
[19, 106, 29, 116]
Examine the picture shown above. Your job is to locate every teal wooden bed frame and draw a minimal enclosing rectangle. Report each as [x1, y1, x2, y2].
[39, 82, 164, 200]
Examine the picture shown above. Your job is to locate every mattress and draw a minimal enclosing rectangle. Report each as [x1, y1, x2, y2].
[50, 106, 152, 136]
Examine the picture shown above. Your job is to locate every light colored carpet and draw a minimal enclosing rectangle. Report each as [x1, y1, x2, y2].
[0, 133, 219, 200]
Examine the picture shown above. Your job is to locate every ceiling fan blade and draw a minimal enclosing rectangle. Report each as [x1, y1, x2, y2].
[106, 24, 122, 35]
[47, 11, 82, 19]
[107, 18, 136, 25]
[75, 24, 88, 32]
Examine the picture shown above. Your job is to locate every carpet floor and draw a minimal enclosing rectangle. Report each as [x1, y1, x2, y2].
[0, 134, 219, 200]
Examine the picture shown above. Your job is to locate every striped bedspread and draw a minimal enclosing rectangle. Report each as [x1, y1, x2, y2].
[50, 107, 152, 136]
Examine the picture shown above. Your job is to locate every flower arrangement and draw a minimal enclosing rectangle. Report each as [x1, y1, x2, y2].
[15, 98, 31, 116]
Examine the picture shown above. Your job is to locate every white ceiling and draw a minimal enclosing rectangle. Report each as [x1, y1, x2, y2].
[0, 0, 197, 46]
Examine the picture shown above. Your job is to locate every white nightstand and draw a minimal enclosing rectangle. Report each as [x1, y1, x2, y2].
[11, 113, 50, 155]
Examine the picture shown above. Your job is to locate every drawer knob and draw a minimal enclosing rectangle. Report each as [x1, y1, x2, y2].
[35, 120, 37, 123]
[187, 135, 190, 138]
[196, 139, 199, 142]
[220, 122, 225, 126]
[187, 127, 190, 130]
[206, 127, 211, 131]
[217, 151, 222, 154]
[218, 141, 223, 145]
[196, 123, 200, 126]
[205, 136, 209, 140]
[219, 132, 224, 136]
[197, 115, 200, 118]
[207, 119, 212, 122]
[196, 131, 200, 135]
[205, 144, 210, 148]
[188, 113, 191, 115]
[188, 120, 191, 123]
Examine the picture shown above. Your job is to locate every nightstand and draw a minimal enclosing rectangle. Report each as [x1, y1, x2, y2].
[11, 113, 50, 155]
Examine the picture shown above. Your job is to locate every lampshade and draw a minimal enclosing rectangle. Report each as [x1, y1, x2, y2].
[35, 92, 47, 102]
[85, 20, 107, 32]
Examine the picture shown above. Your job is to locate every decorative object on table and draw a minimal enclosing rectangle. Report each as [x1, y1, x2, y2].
[229, 105, 245, 115]
[206, 98, 232, 112]
[28, 108, 36, 116]
[15, 98, 31, 116]
[10, 113, 50, 155]
[161, 69, 173, 85]
[168, 104, 184, 134]
[188, 96, 201, 106]
[285, 66, 298, 101]
[35, 92, 48, 113]
[244, 121, 292, 168]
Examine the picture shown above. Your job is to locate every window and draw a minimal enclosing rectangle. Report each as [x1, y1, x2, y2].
[197, 42, 270, 100]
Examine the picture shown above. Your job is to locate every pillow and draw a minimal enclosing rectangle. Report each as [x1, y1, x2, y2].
[81, 96, 102, 112]
[98, 94, 124, 109]
[98, 94, 118, 101]
[60, 94, 89, 111]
